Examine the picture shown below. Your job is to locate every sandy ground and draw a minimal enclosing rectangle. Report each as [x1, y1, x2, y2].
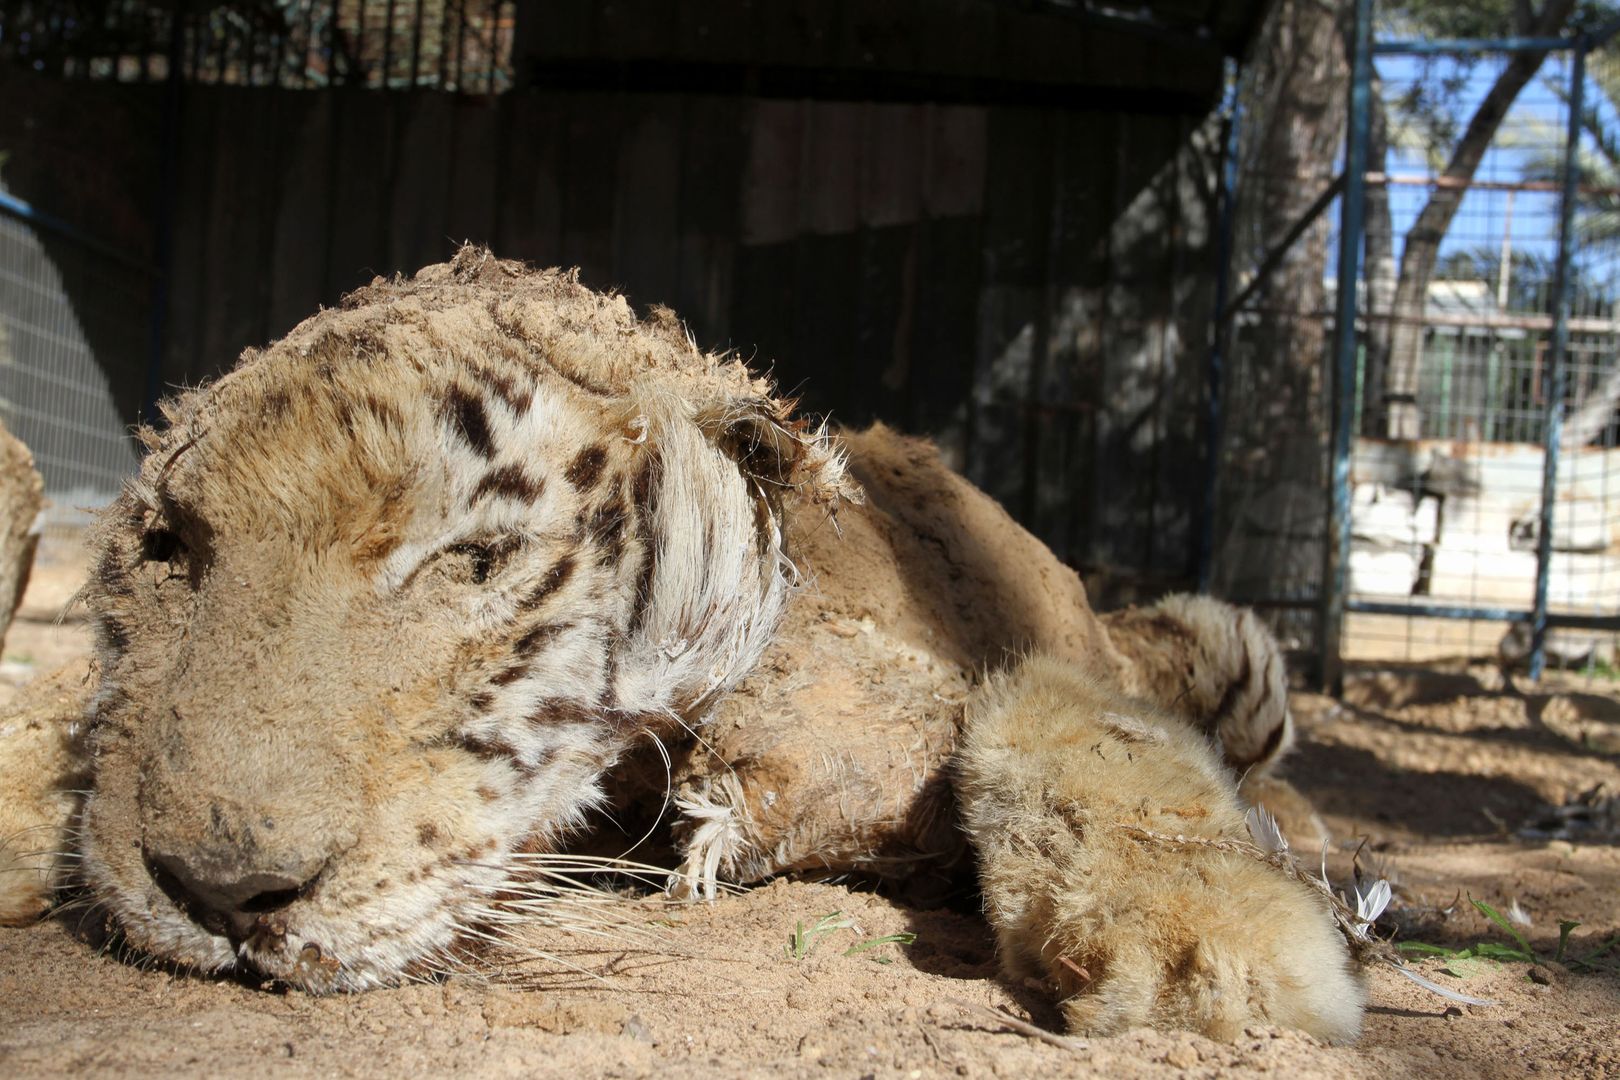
[1, 537, 1617, 1078]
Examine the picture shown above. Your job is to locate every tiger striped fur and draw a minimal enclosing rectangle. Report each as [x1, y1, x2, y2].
[0, 250, 1359, 1041]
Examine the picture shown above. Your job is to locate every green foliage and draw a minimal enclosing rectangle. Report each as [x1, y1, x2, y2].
[783, 911, 916, 964]
[1381, 0, 1619, 41]
[841, 933, 918, 965]
[785, 912, 856, 960]
[1397, 897, 1620, 978]
[1511, 49, 1620, 243]
[1557, 919, 1581, 961]
[1432, 247, 1617, 314]
[1376, 1, 1620, 165]
[1473, 897, 1535, 956]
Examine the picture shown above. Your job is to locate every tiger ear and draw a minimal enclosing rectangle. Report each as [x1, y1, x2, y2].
[695, 399, 863, 510]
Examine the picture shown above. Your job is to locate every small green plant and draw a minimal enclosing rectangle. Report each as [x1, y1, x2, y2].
[784, 911, 916, 963]
[1397, 898, 1620, 978]
[842, 932, 918, 965]
[785, 911, 856, 960]
[1584, 655, 1620, 681]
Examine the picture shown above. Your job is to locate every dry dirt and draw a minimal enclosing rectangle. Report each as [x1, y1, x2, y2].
[2, 537, 1618, 1078]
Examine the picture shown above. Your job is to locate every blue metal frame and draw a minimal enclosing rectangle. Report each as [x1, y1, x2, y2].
[0, 191, 154, 274]
[1315, 12, 1620, 686]
[1373, 37, 1571, 56]
[1320, 0, 1373, 694]
[1531, 41, 1588, 679]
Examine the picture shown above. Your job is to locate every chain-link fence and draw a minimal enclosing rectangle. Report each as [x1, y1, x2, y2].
[0, 197, 147, 530]
[0, 0, 511, 90]
[0, 0, 515, 91]
[1213, 1, 1620, 684]
[0, 0, 516, 530]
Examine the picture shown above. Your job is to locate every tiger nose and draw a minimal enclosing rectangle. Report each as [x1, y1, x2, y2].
[145, 806, 327, 936]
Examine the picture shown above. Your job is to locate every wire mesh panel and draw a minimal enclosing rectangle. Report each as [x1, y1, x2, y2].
[0, 0, 518, 533]
[0, 0, 516, 92]
[1544, 44, 1620, 671]
[1207, 12, 1349, 658]
[1345, 50, 1581, 664]
[0, 206, 145, 529]
[1212, 10, 1620, 682]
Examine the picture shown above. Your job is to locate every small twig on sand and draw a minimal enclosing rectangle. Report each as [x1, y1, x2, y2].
[915, 1021, 951, 1065]
[944, 997, 1088, 1054]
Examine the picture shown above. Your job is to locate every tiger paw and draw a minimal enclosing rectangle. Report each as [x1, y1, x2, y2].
[955, 654, 1365, 1043]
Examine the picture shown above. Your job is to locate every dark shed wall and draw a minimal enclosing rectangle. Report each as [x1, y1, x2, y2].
[1, 66, 1221, 598]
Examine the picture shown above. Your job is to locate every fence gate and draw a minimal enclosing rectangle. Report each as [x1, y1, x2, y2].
[1213, 1, 1620, 687]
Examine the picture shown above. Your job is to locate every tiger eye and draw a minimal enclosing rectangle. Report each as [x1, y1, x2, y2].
[140, 528, 185, 564]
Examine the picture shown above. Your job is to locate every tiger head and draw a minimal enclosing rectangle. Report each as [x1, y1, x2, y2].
[77, 249, 853, 990]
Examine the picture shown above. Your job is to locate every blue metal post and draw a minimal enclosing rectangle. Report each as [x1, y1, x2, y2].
[1531, 41, 1587, 681]
[1199, 80, 1242, 594]
[1320, 0, 1373, 694]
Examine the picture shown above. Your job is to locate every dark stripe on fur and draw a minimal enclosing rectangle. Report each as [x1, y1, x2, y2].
[524, 699, 598, 728]
[472, 464, 544, 504]
[598, 630, 623, 709]
[454, 733, 541, 779]
[1253, 652, 1275, 715]
[467, 362, 534, 415]
[565, 444, 609, 491]
[262, 391, 293, 422]
[363, 394, 403, 430]
[100, 616, 130, 653]
[589, 497, 628, 566]
[1228, 717, 1289, 771]
[96, 548, 133, 597]
[491, 663, 530, 686]
[519, 556, 575, 611]
[442, 387, 495, 458]
[626, 455, 659, 638]
[1143, 612, 1196, 650]
[1209, 644, 1252, 732]
[626, 547, 657, 639]
[515, 621, 572, 658]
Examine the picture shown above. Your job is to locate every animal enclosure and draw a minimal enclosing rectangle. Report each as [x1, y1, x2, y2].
[0, 0, 1246, 605]
[1214, 10, 1620, 683]
[4, 0, 1620, 681]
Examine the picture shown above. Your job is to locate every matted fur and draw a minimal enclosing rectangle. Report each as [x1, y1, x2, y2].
[1103, 594, 1294, 774]
[68, 249, 852, 989]
[956, 654, 1364, 1042]
[0, 250, 1362, 1040]
[627, 424, 1128, 892]
[1101, 594, 1328, 847]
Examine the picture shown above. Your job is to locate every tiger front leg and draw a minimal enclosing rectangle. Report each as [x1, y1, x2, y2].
[0, 661, 94, 925]
[955, 654, 1365, 1043]
[662, 624, 968, 899]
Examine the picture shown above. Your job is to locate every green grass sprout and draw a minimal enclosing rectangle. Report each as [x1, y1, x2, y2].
[1397, 897, 1619, 979]
[785, 911, 856, 960]
[784, 913, 916, 963]
[842, 932, 918, 964]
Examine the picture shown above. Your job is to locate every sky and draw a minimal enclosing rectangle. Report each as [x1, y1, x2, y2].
[1368, 46, 1620, 295]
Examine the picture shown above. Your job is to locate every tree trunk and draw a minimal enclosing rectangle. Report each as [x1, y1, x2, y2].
[1244, 0, 1350, 467]
[1362, 85, 1397, 436]
[1383, 0, 1577, 438]
[1212, 0, 1349, 613]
